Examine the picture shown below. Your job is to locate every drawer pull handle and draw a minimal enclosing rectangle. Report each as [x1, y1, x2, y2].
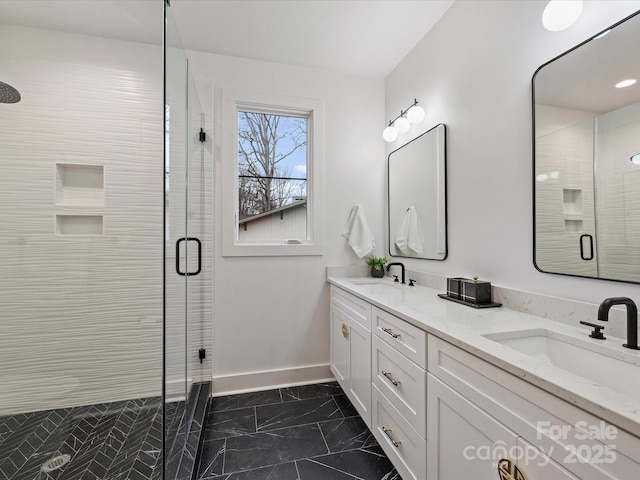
[382, 327, 400, 339]
[382, 427, 401, 447]
[382, 371, 401, 386]
[341, 323, 349, 339]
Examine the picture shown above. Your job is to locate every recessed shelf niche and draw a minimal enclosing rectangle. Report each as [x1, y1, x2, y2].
[564, 219, 583, 232]
[562, 188, 583, 215]
[55, 164, 104, 207]
[56, 215, 103, 235]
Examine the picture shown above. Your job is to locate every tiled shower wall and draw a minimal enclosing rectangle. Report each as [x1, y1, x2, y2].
[596, 102, 640, 282]
[535, 106, 596, 276]
[0, 24, 213, 416]
[535, 101, 640, 281]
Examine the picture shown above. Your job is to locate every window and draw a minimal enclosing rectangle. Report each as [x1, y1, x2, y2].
[238, 110, 308, 242]
[221, 90, 324, 256]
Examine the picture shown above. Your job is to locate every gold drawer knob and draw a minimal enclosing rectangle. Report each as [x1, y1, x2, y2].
[341, 323, 349, 338]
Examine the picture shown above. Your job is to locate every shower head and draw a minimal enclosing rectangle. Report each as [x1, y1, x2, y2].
[0, 81, 21, 103]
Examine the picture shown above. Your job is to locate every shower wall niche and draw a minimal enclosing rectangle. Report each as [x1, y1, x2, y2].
[55, 164, 105, 207]
[55, 163, 105, 234]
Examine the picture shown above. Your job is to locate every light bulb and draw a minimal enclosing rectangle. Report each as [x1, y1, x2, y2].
[383, 125, 398, 142]
[394, 116, 410, 134]
[407, 104, 425, 124]
[542, 0, 583, 32]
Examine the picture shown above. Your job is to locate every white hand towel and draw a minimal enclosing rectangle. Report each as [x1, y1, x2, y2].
[342, 204, 375, 258]
[394, 206, 424, 255]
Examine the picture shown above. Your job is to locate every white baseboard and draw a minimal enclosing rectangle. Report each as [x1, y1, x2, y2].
[211, 364, 334, 397]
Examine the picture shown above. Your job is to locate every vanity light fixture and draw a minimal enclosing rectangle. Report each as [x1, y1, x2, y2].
[542, 0, 583, 32]
[615, 79, 637, 89]
[383, 99, 425, 142]
[394, 115, 411, 134]
[383, 123, 399, 142]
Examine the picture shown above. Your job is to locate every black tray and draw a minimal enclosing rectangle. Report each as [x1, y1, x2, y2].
[437, 293, 502, 309]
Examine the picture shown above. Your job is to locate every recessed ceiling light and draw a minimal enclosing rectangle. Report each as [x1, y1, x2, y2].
[616, 79, 637, 89]
[631, 154, 640, 165]
[542, 0, 583, 32]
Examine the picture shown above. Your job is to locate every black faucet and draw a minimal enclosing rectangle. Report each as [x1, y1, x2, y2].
[597, 297, 640, 350]
[386, 262, 405, 284]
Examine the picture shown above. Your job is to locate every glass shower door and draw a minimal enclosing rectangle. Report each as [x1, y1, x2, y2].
[164, 5, 208, 476]
[185, 65, 207, 397]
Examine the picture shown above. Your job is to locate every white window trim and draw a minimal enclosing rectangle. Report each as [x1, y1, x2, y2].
[221, 88, 324, 257]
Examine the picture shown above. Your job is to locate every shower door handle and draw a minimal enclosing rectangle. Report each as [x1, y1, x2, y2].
[175, 237, 202, 276]
[580, 234, 594, 261]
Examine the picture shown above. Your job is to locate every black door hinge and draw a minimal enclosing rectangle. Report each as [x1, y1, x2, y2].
[199, 128, 206, 143]
[198, 348, 206, 363]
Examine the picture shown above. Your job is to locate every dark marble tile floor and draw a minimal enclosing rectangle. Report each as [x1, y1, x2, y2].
[0, 396, 191, 480]
[197, 382, 401, 480]
[0, 397, 172, 480]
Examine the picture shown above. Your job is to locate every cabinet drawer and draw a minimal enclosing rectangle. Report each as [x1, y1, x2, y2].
[372, 385, 426, 480]
[373, 306, 426, 369]
[372, 335, 426, 438]
[330, 286, 371, 329]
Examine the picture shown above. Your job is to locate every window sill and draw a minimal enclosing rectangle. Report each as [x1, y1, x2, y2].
[221, 243, 324, 257]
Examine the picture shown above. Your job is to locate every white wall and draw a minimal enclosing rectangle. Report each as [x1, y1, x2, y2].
[385, 0, 640, 305]
[187, 0, 640, 395]
[186, 51, 385, 393]
[238, 202, 308, 242]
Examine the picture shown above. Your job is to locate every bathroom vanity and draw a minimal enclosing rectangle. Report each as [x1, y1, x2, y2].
[328, 275, 640, 480]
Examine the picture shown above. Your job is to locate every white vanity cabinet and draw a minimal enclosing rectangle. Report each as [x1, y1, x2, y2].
[427, 335, 640, 480]
[329, 286, 428, 479]
[328, 278, 640, 480]
[370, 306, 427, 480]
[329, 286, 372, 426]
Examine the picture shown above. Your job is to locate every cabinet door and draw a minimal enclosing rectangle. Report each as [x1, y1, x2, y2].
[516, 437, 581, 480]
[348, 314, 372, 427]
[427, 374, 518, 480]
[330, 304, 349, 387]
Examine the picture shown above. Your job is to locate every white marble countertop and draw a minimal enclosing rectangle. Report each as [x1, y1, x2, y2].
[327, 274, 640, 439]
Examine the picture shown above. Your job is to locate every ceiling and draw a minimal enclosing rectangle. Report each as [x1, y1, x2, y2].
[169, 0, 454, 78]
[535, 11, 640, 114]
[0, 0, 454, 79]
[0, 1, 163, 47]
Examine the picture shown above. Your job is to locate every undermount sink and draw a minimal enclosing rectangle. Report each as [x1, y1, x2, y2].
[483, 328, 640, 399]
[346, 278, 413, 298]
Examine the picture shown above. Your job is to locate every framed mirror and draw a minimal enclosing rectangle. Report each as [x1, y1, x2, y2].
[533, 10, 640, 284]
[388, 123, 447, 260]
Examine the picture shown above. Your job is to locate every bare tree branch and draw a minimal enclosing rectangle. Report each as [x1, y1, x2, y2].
[238, 112, 307, 217]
